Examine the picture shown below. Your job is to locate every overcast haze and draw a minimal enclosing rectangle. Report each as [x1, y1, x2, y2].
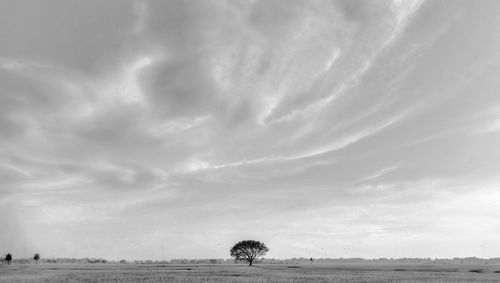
[1, 0, 500, 260]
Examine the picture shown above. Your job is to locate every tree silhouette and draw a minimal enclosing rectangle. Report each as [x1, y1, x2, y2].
[34, 253, 40, 263]
[230, 240, 268, 266]
[5, 253, 12, 265]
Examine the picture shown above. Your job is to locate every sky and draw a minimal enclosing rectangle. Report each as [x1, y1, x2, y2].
[1, 0, 500, 261]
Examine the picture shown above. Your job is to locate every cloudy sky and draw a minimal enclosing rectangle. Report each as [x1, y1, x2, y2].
[1, 0, 500, 260]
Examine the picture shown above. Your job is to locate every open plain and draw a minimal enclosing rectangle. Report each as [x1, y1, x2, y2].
[2, 263, 500, 282]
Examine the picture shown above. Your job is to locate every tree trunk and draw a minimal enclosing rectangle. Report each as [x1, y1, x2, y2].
[248, 260, 253, 266]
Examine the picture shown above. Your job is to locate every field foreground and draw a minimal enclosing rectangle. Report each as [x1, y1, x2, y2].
[1, 263, 500, 282]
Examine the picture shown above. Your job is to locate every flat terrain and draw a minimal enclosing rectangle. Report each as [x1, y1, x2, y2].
[1, 263, 500, 282]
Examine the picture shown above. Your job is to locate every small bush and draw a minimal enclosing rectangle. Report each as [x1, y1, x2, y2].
[469, 269, 483, 273]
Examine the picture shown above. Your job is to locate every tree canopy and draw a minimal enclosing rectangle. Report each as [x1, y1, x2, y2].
[230, 240, 268, 266]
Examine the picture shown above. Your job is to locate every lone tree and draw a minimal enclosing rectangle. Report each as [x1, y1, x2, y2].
[34, 253, 40, 263]
[230, 240, 268, 266]
[5, 253, 12, 265]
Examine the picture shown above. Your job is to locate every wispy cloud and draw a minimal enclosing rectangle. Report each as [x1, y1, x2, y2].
[359, 165, 401, 182]
[0, 162, 32, 178]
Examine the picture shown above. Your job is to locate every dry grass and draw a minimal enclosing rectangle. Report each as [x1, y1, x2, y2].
[1, 263, 500, 282]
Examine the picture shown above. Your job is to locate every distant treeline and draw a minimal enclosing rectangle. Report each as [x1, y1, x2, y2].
[2, 257, 500, 265]
[261, 257, 500, 265]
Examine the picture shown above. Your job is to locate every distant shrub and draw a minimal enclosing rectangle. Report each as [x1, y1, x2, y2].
[5, 254, 12, 265]
[494, 271, 500, 273]
[120, 259, 127, 264]
[469, 269, 483, 273]
[88, 258, 106, 264]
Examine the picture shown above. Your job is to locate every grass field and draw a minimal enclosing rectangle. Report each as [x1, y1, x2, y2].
[1, 263, 500, 282]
